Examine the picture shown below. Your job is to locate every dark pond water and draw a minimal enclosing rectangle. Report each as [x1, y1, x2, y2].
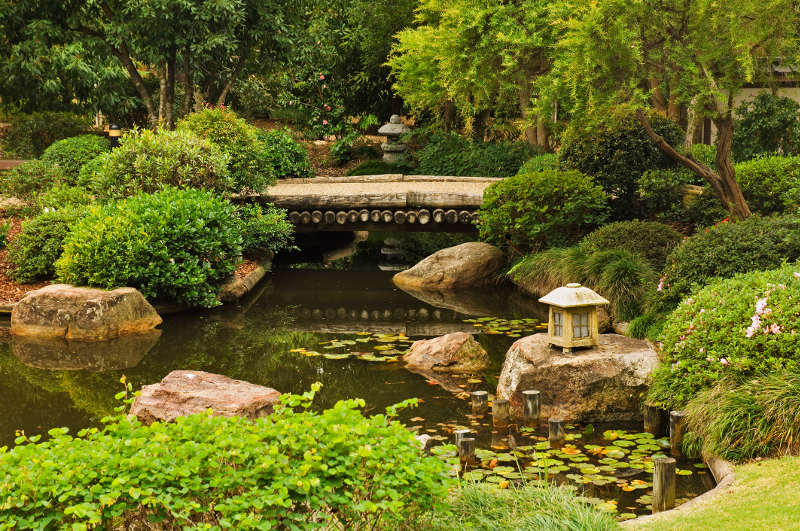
[0, 269, 712, 519]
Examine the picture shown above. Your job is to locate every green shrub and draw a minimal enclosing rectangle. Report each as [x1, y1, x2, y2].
[0, 112, 90, 158]
[560, 112, 683, 219]
[734, 155, 800, 215]
[691, 143, 717, 166]
[8, 208, 85, 283]
[36, 184, 93, 212]
[732, 93, 800, 161]
[346, 159, 413, 176]
[579, 220, 683, 271]
[683, 370, 800, 462]
[415, 133, 532, 177]
[0, 221, 10, 250]
[637, 168, 728, 227]
[647, 263, 800, 409]
[255, 128, 313, 179]
[517, 153, 559, 174]
[83, 129, 232, 200]
[478, 170, 608, 255]
[0, 384, 453, 529]
[653, 215, 800, 312]
[40, 135, 110, 183]
[56, 187, 242, 308]
[235, 203, 295, 258]
[0, 160, 65, 209]
[628, 312, 667, 340]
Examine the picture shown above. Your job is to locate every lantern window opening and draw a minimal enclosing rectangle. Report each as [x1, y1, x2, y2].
[573, 311, 590, 338]
[553, 310, 563, 337]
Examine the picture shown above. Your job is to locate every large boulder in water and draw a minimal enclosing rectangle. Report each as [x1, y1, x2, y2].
[404, 332, 489, 374]
[496, 333, 657, 422]
[392, 242, 505, 290]
[11, 284, 162, 341]
[130, 370, 282, 424]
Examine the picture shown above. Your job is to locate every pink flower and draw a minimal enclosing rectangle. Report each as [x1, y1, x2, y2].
[657, 276, 665, 292]
[325, 105, 331, 111]
[322, 84, 327, 89]
[699, 347, 705, 353]
[771, 323, 782, 334]
[720, 358, 729, 366]
[288, 100, 293, 106]
[319, 74, 325, 80]
[756, 298, 768, 315]
[322, 120, 328, 125]
[705, 356, 713, 362]
[794, 272, 800, 278]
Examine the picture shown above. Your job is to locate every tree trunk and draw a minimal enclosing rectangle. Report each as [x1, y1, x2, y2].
[111, 43, 158, 128]
[182, 44, 193, 116]
[649, 79, 667, 114]
[158, 65, 167, 126]
[684, 98, 699, 152]
[471, 110, 490, 142]
[441, 101, 456, 132]
[166, 45, 177, 129]
[537, 116, 548, 149]
[635, 109, 751, 220]
[518, 81, 537, 146]
[216, 56, 245, 106]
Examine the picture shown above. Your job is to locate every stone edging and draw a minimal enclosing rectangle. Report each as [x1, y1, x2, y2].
[620, 455, 734, 527]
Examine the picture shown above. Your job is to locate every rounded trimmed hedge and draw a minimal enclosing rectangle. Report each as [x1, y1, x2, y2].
[8, 208, 85, 283]
[579, 220, 683, 271]
[735, 155, 800, 215]
[478, 170, 608, 255]
[517, 153, 558, 174]
[40, 134, 110, 183]
[648, 263, 800, 409]
[255, 128, 313, 179]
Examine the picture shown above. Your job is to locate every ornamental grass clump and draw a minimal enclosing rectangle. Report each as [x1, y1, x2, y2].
[647, 263, 800, 410]
[0, 384, 453, 529]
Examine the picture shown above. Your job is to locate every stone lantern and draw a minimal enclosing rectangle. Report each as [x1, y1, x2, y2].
[539, 283, 609, 353]
[378, 114, 411, 163]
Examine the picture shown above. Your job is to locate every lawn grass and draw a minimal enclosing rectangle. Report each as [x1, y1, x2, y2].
[630, 457, 800, 530]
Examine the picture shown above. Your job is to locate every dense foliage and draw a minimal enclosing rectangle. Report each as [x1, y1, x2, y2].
[40, 134, 110, 183]
[517, 154, 558, 174]
[346, 159, 412, 176]
[0, 160, 65, 210]
[0, 385, 453, 529]
[579, 220, 683, 271]
[255, 128, 313, 179]
[8, 208, 85, 283]
[0, 112, 90, 158]
[637, 168, 727, 227]
[732, 93, 800, 161]
[478, 170, 607, 255]
[81, 129, 232, 200]
[36, 184, 93, 212]
[648, 264, 800, 409]
[735, 155, 800, 215]
[653, 215, 800, 311]
[415, 133, 532, 177]
[235, 204, 295, 258]
[56, 187, 242, 308]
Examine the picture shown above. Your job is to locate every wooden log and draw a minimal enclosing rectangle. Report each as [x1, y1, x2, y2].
[381, 210, 394, 223]
[335, 211, 347, 224]
[311, 210, 323, 223]
[522, 390, 541, 427]
[324, 211, 336, 224]
[459, 210, 472, 224]
[418, 209, 431, 224]
[445, 209, 458, 223]
[359, 209, 370, 222]
[263, 191, 486, 210]
[432, 209, 445, 223]
[454, 429, 472, 447]
[549, 419, 565, 449]
[299, 211, 312, 224]
[471, 390, 489, 415]
[471, 212, 480, 224]
[652, 457, 677, 513]
[492, 399, 510, 428]
[288, 211, 300, 223]
[458, 437, 476, 467]
[394, 211, 407, 224]
[405, 191, 485, 209]
[370, 210, 382, 223]
[644, 405, 665, 437]
[347, 210, 359, 223]
[670, 410, 687, 458]
[406, 210, 418, 224]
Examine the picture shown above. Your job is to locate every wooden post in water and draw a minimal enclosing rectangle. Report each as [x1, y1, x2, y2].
[670, 410, 687, 458]
[471, 390, 488, 415]
[454, 429, 472, 447]
[652, 457, 676, 513]
[549, 419, 565, 449]
[522, 390, 540, 427]
[492, 399, 510, 428]
[644, 405, 664, 436]
[458, 437, 476, 467]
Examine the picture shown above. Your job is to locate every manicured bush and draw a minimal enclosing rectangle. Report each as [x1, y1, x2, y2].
[82, 129, 232, 200]
[235, 203, 295, 258]
[0, 160, 66, 212]
[36, 184, 93, 212]
[652, 215, 800, 312]
[647, 263, 800, 409]
[579, 220, 683, 271]
[8, 208, 85, 283]
[734, 155, 800, 215]
[732, 93, 800, 161]
[255, 128, 313, 179]
[517, 153, 558, 174]
[0, 112, 90, 158]
[346, 159, 413, 176]
[56, 187, 242, 308]
[691, 143, 717, 166]
[415, 133, 532, 177]
[40, 134, 110, 183]
[0, 384, 453, 529]
[478, 170, 608, 255]
[559, 112, 683, 218]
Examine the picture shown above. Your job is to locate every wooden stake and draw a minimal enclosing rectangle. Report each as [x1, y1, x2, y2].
[381, 210, 393, 223]
[458, 437, 476, 466]
[347, 210, 359, 223]
[311, 210, 323, 223]
[644, 405, 664, 436]
[335, 211, 347, 224]
[492, 398, 510, 428]
[670, 410, 686, 458]
[652, 457, 676, 513]
[418, 209, 431, 224]
[454, 429, 472, 447]
[471, 390, 488, 415]
[549, 418, 565, 449]
[324, 211, 336, 224]
[394, 210, 406, 224]
[359, 209, 369, 222]
[299, 211, 311, 224]
[522, 390, 540, 427]
[370, 209, 381, 223]
[459, 210, 472, 223]
[432, 209, 445, 223]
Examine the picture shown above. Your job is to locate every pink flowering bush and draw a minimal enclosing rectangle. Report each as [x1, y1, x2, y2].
[647, 263, 800, 409]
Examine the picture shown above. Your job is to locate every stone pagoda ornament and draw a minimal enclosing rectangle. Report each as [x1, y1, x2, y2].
[539, 283, 609, 353]
[378, 114, 411, 163]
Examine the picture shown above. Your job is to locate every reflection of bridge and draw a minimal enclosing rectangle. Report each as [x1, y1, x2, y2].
[240, 175, 501, 232]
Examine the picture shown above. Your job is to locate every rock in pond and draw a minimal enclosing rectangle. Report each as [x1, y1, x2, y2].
[393, 242, 505, 290]
[11, 284, 162, 341]
[130, 370, 282, 424]
[496, 333, 658, 422]
[404, 332, 489, 374]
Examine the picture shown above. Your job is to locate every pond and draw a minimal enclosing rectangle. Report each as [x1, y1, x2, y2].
[0, 269, 713, 519]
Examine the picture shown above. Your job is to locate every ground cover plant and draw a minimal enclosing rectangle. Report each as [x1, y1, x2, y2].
[415, 133, 532, 177]
[647, 263, 800, 410]
[0, 383, 453, 529]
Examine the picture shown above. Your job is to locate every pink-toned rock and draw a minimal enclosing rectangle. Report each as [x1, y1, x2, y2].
[130, 370, 282, 424]
[403, 332, 489, 374]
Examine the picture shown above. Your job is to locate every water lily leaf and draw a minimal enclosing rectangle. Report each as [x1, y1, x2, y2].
[462, 470, 484, 481]
[617, 513, 637, 521]
[303, 351, 322, 357]
[677, 469, 693, 476]
[613, 440, 635, 447]
[323, 353, 351, 360]
[289, 348, 306, 353]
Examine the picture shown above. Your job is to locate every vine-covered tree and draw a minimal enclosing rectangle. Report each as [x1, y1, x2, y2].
[544, 0, 799, 219]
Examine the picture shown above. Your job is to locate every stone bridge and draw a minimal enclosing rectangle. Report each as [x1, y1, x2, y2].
[241, 175, 501, 232]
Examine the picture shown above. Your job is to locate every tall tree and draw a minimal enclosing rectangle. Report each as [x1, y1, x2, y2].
[543, 0, 799, 219]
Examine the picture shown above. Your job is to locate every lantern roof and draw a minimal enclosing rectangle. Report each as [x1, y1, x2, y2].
[539, 283, 609, 308]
